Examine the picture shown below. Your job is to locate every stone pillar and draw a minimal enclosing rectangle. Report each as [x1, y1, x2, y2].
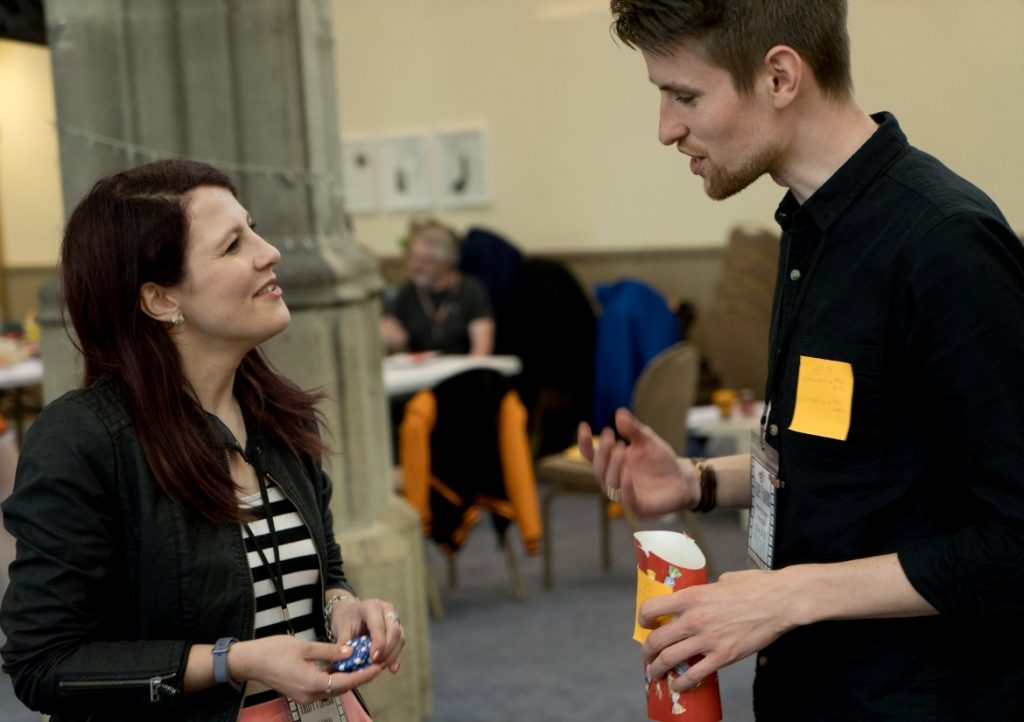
[40, 2, 430, 719]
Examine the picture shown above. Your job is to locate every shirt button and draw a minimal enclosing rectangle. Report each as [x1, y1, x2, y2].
[789, 269, 801, 281]
[758, 655, 768, 668]
[768, 424, 779, 436]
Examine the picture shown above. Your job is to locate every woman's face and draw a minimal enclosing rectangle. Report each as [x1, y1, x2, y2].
[171, 185, 289, 358]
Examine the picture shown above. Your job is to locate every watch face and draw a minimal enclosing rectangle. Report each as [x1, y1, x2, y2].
[214, 637, 237, 653]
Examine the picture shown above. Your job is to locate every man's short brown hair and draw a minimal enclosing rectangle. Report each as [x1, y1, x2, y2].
[610, 0, 852, 99]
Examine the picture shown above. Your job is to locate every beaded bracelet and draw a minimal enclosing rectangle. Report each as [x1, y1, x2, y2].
[323, 591, 358, 643]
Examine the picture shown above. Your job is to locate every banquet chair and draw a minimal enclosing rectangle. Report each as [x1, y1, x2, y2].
[538, 341, 707, 588]
[399, 369, 542, 610]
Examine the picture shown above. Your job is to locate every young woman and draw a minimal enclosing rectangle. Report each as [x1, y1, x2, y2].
[0, 160, 403, 722]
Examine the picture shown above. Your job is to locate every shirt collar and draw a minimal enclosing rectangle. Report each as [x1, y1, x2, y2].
[206, 408, 261, 456]
[775, 111, 909, 234]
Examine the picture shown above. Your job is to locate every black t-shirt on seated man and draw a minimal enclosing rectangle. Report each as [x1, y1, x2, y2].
[388, 273, 493, 354]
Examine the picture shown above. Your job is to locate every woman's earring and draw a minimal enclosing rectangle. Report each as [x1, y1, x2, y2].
[171, 312, 184, 327]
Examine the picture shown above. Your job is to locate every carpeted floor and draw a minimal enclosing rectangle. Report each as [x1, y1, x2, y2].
[426, 495, 756, 722]
[0, 670, 37, 721]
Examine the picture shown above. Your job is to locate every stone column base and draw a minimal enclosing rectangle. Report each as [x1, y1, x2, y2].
[335, 495, 432, 722]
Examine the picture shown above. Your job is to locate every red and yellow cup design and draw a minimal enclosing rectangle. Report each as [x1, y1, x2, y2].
[633, 530, 722, 722]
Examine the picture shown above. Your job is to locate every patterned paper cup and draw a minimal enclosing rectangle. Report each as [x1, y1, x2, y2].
[633, 530, 722, 722]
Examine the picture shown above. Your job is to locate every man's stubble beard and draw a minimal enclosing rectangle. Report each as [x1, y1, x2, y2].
[703, 142, 782, 201]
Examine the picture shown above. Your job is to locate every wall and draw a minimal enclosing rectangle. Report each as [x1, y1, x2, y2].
[332, 0, 1024, 256]
[1, 2, 1023, 285]
[0, 39, 64, 319]
[379, 244, 725, 315]
[849, 0, 1023, 230]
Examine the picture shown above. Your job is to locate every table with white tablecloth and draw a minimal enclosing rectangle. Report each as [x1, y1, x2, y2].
[382, 353, 521, 397]
[687, 402, 764, 529]
[686, 402, 764, 456]
[0, 357, 43, 441]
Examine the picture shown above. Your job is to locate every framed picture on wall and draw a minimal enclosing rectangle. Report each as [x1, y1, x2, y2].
[434, 127, 491, 209]
[377, 134, 430, 212]
[340, 138, 378, 214]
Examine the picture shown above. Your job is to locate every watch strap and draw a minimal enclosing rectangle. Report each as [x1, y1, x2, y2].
[212, 637, 241, 691]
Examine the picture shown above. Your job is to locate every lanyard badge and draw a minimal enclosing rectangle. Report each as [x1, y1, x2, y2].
[243, 696, 349, 722]
[747, 430, 781, 570]
[290, 697, 347, 722]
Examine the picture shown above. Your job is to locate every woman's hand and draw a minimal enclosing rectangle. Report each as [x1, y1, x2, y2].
[228, 635, 381, 704]
[578, 408, 699, 518]
[329, 596, 405, 673]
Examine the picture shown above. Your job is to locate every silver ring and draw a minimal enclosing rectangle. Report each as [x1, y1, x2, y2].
[325, 673, 334, 695]
[386, 611, 401, 624]
[605, 486, 622, 502]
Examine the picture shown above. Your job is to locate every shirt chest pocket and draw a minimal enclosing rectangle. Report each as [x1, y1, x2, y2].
[779, 338, 887, 489]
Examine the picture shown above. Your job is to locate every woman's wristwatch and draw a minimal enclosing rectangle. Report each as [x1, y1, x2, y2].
[212, 637, 242, 691]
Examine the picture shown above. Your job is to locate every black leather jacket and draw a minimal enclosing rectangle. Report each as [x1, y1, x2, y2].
[0, 375, 353, 722]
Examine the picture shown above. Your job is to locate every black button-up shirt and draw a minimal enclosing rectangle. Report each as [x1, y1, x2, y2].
[755, 113, 1024, 720]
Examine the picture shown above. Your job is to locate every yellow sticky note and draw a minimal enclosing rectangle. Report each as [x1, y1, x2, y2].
[788, 356, 854, 441]
[633, 568, 674, 644]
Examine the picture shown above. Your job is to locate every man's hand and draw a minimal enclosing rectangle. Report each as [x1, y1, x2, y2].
[638, 554, 937, 692]
[639, 568, 800, 692]
[578, 407, 699, 518]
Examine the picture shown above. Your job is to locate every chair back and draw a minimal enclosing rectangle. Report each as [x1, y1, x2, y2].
[701, 226, 779, 396]
[460, 226, 524, 326]
[399, 368, 542, 555]
[631, 342, 700, 455]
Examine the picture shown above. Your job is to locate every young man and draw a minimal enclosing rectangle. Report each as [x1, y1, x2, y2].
[580, 1, 1024, 718]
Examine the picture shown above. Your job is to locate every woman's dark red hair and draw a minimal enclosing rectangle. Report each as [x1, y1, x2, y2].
[61, 159, 325, 523]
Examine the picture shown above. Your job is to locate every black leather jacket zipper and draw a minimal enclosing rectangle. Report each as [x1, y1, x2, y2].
[59, 672, 180, 702]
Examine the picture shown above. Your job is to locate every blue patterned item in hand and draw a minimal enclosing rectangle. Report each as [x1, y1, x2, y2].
[332, 635, 373, 672]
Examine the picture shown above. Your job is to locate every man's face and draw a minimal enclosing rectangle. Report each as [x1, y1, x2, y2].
[644, 42, 782, 200]
[407, 237, 450, 289]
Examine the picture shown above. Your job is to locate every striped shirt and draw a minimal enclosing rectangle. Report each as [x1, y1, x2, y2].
[238, 481, 320, 708]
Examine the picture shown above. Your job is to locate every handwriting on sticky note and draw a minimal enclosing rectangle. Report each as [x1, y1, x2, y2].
[633, 568, 675, 644]
[788, 356, 853, 441]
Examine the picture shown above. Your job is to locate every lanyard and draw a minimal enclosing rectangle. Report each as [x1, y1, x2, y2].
[416, 280, 458, 338]
[242, 449, 296, 636]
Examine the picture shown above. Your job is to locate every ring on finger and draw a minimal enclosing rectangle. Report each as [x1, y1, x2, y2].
[325, 673, 334, 695]
[385, 611, 401, 625]
[605, 486, 622, 502]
